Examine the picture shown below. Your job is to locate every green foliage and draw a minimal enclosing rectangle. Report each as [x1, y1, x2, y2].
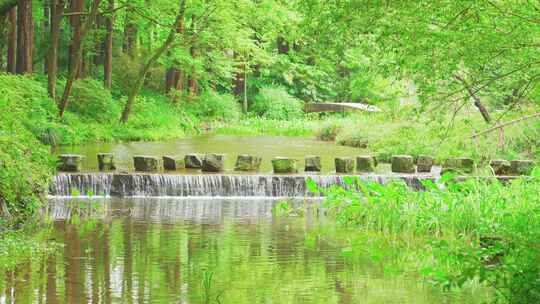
[315, 119, 342, 141]
[67, 79, 121, 122]
[186, 91, 242, 122]
[0, 75, 54, 224]
[312, 170, 540, 303]
[250, 87, 304, 120]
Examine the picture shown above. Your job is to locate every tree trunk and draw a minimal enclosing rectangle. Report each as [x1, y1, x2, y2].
[6, 7, 15, 73]
[16, 0, 33, 74]
[122, 10, 137, 57]
[47, 0, 65, 99]
[165, 67, 177, 93]
[58, 0, 103, 117]
[454, 75, 492, 123]
[0, 14, 6, 69]
[68, 0, 84, 79]
[172, 69, 184, 104]
[103, 0, 113, 89]
[0, 0, 18, 16]
[120, 0, 187, 123]
[43, 0, 50, 73]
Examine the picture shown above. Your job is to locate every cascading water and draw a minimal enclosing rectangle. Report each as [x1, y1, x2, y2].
[49, 173, 435, 198]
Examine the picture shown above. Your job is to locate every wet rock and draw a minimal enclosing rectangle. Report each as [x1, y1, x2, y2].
[391, 155, 416, 174]
[184, 154, 203, 169]
[305, 156, 322, 172]
[335, 157, 354, 174]
[163, 156, 185, 171]
[202, 154, 226, 172]
[356, 156, 377, 173]
[510, 160, 534, 176]
[416, 155, 434, 173]
[97, 153, 116, 171]
[442, 157, 474, 174]
[58, 154, 85, 172]
[235, 155, 262, 171]
[272, 157, 298, 173]
[133, 156, 160, 172]
[490, 159, 512, 176]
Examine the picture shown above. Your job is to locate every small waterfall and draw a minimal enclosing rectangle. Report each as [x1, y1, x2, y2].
[49, 173, 435, 198]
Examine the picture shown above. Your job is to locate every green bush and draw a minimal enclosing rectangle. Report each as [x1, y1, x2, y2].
[185, 91, 241, 122]
[251, 86, 304, 120]
[67, 79, 121, 122]
[0, 75, 54, 224]
[316, 120, 342, 141]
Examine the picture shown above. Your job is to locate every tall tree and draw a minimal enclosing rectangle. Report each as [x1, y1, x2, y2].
[120, 0, 187, 123]
[68, 0, 84, 79]
[16, 0, 32, 74]
[47, 0, 66, 99]
[6, 7, 15, 73]
[58, 0, 103, 117]
[103, 0, 113, 89]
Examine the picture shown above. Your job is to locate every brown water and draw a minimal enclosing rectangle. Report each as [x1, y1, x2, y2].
[57, 135, 375, 173]
[0, 198, 483, 304]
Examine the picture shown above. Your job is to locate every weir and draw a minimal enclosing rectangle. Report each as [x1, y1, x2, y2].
[49, 173, 435, 198]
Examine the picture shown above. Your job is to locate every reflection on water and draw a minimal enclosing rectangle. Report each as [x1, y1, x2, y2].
[57, 135, 365, 173]
[1, 198, 481, 304]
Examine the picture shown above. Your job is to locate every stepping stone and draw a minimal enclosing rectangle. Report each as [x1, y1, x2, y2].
[134, 156, 160, 172]
[185, 154, 203, 169]
[272, 157, 298, 173]
[58, 154, 85, 172]
[202, 154, 226, 172]
[163, 156, 185, 171]
[416, 155, 434, 173]
[490, 159, 511, 176]
[391, 155, 416, 174]
[305, 156, 322, 172]
[442, 157, 474, 174]
[335, 157, 354, 174]
[98, 153, 116, 171]
[510, 160, 534, 176]
[356, 156, 377, 173]
[235, 155, 262, 171]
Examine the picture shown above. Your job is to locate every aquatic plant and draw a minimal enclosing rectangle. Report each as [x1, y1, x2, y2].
[307, 169, 540, 303]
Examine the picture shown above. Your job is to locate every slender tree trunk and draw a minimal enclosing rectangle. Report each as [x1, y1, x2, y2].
[16, 0, 33, 74]
[68, 0, 83, 79]
[120, 0, 187, 123]
[47, 0, 65, 99]
[103, 0, 113, 89]
[122, 10, 137, 57]
[454, 75, 492, 123]
[6, 7, 15, 73]
[43, 0, 50, 73]
[188, 45, 198, 101]
[173, 69, 184, 104]
[58, 0, 103, 117]
[0, 14, 6, 69]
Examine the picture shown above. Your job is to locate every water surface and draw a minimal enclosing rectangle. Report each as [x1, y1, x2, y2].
[1, 198, 482, 303]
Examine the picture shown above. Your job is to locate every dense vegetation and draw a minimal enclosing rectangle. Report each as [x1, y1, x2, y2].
[0, 1, 539, 302]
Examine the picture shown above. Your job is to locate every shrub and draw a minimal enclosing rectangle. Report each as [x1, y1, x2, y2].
[316, 120, 342, 141]
[251, 86, 304, 120]
[0, 75, 54, 224]
[66, 79, 121, 122]
[185, 91, 241, 122]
